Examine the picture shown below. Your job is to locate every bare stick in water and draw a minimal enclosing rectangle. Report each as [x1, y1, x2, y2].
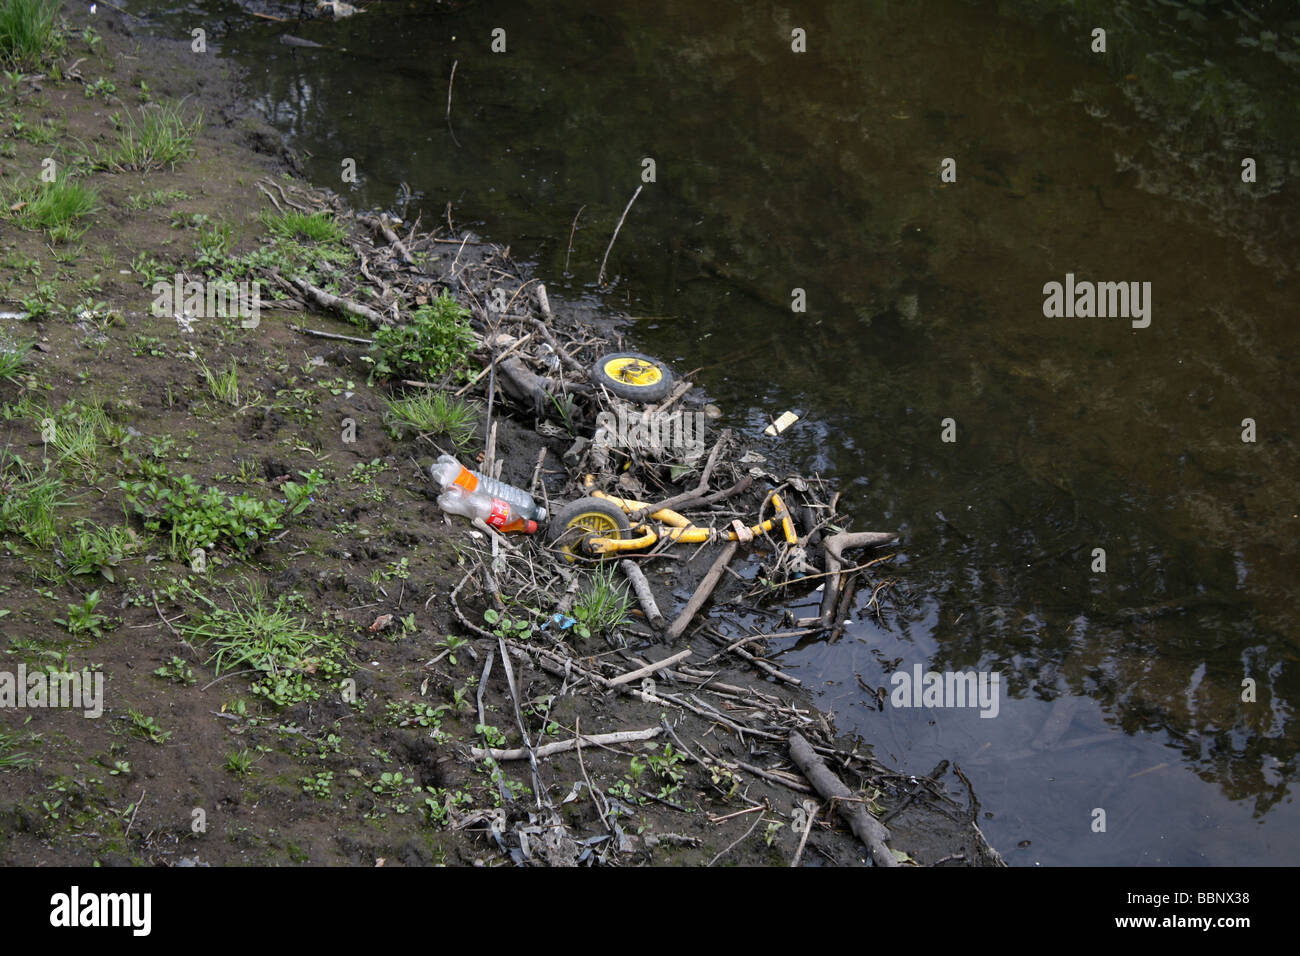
[565, 205, 585, 274]
[446, 60, 462, 148]
[597, 185, 643, 286]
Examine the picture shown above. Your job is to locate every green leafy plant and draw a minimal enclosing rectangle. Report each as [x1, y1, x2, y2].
[61, 521, 142, 582]
[54, 590, 113, 639]
[483, 607, 534, 640]
[126, 709, 171, 744]
[153, 655, 195, 685]
[301, 770, 333, 799]
[119, 456, 324, 556]
[363, 292, 477, 384]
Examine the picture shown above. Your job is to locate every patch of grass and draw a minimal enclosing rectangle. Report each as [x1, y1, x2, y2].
[198, 357, 243, 407]
[363, 291, 477, 384]
[224, 748, 257, 777]
[570, 563, 633, 640]
[0, 338, 32, 383]
[385, 390, 478, 449]
[262, 209, 345, 244]
[9, 114, 58, 144]
[0, 730, 35, 770]
[125, 188, 190, 210]
[40, 400, 129, 480]
[0, 456, 66, 550]
[8, 171, 99, 242]
[182, 582, 347, 707]
[0, 0, 64, 70]
[92, 101, 201, 172]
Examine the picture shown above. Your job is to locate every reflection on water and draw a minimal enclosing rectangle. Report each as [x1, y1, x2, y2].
[138, 0, 1299, 863]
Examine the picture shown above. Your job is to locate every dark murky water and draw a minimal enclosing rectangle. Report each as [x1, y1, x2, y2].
[136, 0, 1299, 864]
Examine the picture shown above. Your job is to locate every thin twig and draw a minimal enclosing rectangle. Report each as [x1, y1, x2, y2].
[597, 185, 643, 285]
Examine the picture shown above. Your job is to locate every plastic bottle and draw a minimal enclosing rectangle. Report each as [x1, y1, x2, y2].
[437, 485, 538, 535]
[429, 454, 547, 521]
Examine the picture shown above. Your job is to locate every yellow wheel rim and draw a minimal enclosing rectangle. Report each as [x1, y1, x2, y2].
[603, 356, 663, 387]
[557, 510, 625, 559]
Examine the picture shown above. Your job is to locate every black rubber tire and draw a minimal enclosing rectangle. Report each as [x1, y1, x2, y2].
[592, 352, 675, 405]
[546, 497, 634, 560]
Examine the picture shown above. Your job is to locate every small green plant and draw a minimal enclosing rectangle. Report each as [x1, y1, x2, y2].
[437, 633, 468, 666]
[386, 700, 447, 729]
[54, 590, 113, 639]
[61, 521, 142, 582]
[198, 357, 243, 407]
[153, 656, 196, 685]
[363, 292, 477, 384]
[126, 709, 171, 744]
[301, 770, 333, 799]
[385, 391, 479, 449]
[224, 748, 257, 777]
[92, 101, 201, 172]
[570, 564, 633, 639]
[371, 770, 414, 797]
[476, 724, 507, 749]
[482, 608, 534, 640]
[83, 76, 115, 100]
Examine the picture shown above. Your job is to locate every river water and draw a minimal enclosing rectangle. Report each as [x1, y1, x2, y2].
[136, 0, 1299, 865]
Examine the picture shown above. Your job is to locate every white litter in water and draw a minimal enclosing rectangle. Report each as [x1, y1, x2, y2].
[0, 312, 29, 320]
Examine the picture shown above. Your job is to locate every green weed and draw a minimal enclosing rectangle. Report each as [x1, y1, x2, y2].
[8, 171, 99, 242]
[92, 101, 201, 172]
[0, 0, 64, 70]
[385, 390, 479, 449]
[363, 292, 477, 384]
[262, 209, 345, 244]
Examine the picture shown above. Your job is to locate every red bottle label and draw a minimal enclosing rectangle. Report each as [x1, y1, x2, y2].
[485, 497, 511, 529]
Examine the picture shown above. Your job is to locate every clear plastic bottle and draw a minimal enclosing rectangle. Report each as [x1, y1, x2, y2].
[437, 485, 538, 535]
[429, 454, 547, 521]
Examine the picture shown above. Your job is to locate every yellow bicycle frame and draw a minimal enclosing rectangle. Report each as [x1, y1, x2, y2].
[578, 476, 798, 555]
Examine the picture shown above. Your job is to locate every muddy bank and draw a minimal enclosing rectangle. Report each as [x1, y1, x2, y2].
[0, 4, 1001, 867]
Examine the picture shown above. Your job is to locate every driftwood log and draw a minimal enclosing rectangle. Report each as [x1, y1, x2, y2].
[620, 559, 664, 631]
[789, 731, 898, 867]
[664, 541, 738, 643]
[804, 530, 899, 629]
